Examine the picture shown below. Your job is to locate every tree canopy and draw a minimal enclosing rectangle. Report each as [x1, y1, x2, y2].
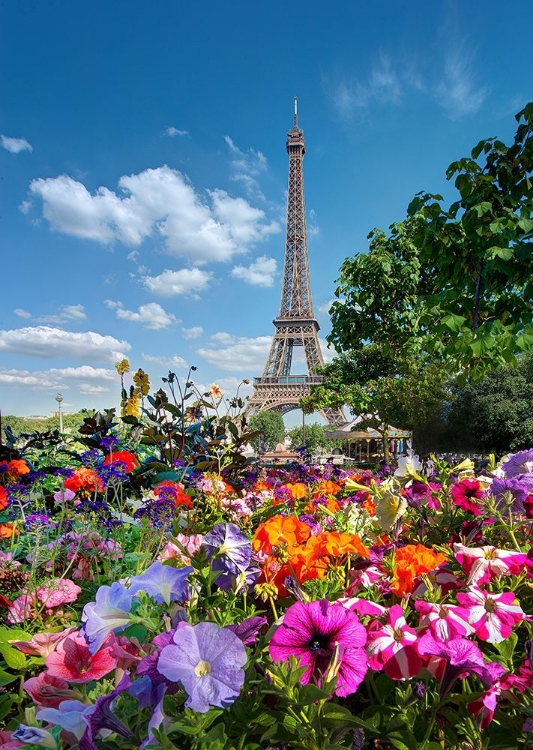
[328, 102, 533, 384]
[248, 411, 285, 451]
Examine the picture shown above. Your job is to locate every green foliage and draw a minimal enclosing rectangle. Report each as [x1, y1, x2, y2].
[446, 352, 533, 453]
[287, 422, 343, 453]
[248, 410, 285, 451]
[329, 102, 533, 384]
[2, 411, 90, 437]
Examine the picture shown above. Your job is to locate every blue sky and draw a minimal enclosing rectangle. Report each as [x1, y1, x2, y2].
[1, 0, 532, 424]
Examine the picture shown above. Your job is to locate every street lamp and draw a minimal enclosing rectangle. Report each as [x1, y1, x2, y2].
[302, 409, 306, 447]
[55, 393, 64, 433]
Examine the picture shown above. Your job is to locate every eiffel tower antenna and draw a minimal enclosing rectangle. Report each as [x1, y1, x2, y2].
[247, 101, 345, 426]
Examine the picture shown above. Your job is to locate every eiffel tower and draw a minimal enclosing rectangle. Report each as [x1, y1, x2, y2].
[247, 99, 345, 426]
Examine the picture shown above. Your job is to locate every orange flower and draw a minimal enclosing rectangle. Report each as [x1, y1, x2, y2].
[304, 497, 341, 514]
[390, 544, 447, 598]
[0, 487, 8, 511]
[314, 531, 368, 559]
[253, 481, 270, 492]
[281, 482, 308, 500]
[0, 523, 18, 539]
[64, 468, 104, 494]
[361, 495, 377, 517]
[252, 514, 310, 556]
[314, 480, 342, 496]
[0, 459, 30, 482]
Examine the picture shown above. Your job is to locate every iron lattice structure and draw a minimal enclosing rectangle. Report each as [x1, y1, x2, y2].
[248, 100, 345, 426]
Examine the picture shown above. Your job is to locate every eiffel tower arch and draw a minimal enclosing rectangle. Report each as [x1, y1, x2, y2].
[247, 100, 345, 427]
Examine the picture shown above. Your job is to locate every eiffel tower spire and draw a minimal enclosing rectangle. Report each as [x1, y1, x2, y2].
[247, 101, 345, 426]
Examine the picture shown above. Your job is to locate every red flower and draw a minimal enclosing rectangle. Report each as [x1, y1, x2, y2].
[103, 450, 139, 474]
[451, 480, 484, 516]
[0, 487, 8, 511]
[154, 481, 193, 509]
[64, 468, 104, 494]
[45, 630, 117, 683]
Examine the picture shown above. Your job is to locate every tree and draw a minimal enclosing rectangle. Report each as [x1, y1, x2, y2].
[301, 350, 446, 462]
[248, 411, 285, 452]
[445, 353, 533, 454]
[329, 103, 533, 384]
[287, 423, 343, 454]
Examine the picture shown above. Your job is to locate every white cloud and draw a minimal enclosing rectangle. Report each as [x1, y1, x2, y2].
[182, 326, 203, 340]
[142, 268, 212, 298]
[435, 48, 487, 118]
[224, 135, 268, 200]
[330, 54, 402, 119]
[0, 326, 130, 363]
[19, 200, 32, 214]
[79, 383, 111, 395]
[317, 299, 336, 315]
[14, 309, 31, 319]
[308, 209, 319, 236]
[166, 126, 189, 137]
[1, 134, 33, 154]
[197, 333, 272, 372]
[29, 166, 280, 264]
[231, 255, 277, 287]
[105, 300, 177, 329]
[36, 304, 87, 325]
[142, 353, 188, 369]
[0, 365, 115, 390]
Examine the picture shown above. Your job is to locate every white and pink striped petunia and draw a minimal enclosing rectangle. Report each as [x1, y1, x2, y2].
[415, 600, 474, 641]
[457, 587, 524, 643]
[453, 544, 528, 585]
[366, 604, 423, 680]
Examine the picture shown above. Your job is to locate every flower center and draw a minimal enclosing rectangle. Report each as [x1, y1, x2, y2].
[194, 659, 211, 677]
[484, 598, 496, 612]
[393, 627, 404, 643]
[483, 549, 496, 560]
[309, 634, 329, 652]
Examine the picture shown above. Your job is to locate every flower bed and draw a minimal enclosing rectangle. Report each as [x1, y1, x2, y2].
[0, 393, 532, 749]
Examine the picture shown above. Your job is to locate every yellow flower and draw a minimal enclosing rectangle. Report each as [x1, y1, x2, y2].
[133, 368, 151, 396]
[115, 359, 130, 376]
[375, 491, 408, 531]
[124, 394, 140, 418]
[209, 383, 223, 399]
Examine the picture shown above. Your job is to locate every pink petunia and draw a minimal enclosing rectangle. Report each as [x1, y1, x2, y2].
[0, 731, 22, 749]
[457, 588, 524, 643]
[46, 630, 117, 683]
[12, 627, 77, 657]
[36, 579, 82, 609]
[415, 600, 474, 641]
[451, 479, 484, 515]
[453, 543, 528, 585]
[23, 671, 78, 709]
[269, 599, 368, 697]
[366, 604, 423, 680]
[338, 597, 388, 618]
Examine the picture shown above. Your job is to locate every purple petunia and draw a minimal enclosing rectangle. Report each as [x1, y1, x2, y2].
[36, 700, 94, 741]
[202, 523, 252, 576]
[157, 621, 247, 713]
[500, 449, 533, 478]
[128, 561, 192, 605]
[490, 474, 533, 514]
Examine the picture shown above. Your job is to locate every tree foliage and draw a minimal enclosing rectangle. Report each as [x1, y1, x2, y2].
[329, 102, 533, 384]
[446, 353, 533, 454]
[248, 411, 285, 451]
[287, 422, 343, 453]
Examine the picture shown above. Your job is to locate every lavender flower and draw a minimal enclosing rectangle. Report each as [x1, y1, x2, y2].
[12, 725, 59, 748]
[128, 561, 192, 605]
[500, 449, 533, 478]
[203, 523, 252, 575]
[157, 621, 247, 713]
[37, 700, 94, 740]
[82, 582, 134, 654]
[491, 474, 533, 514]
[79, 674, 134, 749]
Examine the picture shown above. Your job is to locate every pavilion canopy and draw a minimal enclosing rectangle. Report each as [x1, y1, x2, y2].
[324, 414, 411, 441]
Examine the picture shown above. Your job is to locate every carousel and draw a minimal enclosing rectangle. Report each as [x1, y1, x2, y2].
[324, 415, 411, 461]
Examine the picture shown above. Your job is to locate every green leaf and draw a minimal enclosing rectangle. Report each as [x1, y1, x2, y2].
[489, 246, 514, 260]
[0, 668, 18, 686]
[518, 218, 533, 232]
[0, 627, 32, 643]
[441, 313, 467, 333]
[474, 201, 492, 217]
[0, 643, 27, 670]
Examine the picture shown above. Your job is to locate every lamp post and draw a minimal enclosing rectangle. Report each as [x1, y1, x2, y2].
[302, 410, 306, 447]
[55, 393, 64, 433]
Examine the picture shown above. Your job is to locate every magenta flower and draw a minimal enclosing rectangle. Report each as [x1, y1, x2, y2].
[451, 479, 484, 515]
[456, 587, 524, 643]
[157, 622, 247, 713]
[269, 600, 368, 697]
[415, 600, 473, 641]
[453, 543, 528, 585]
[366, 605, 422, 680]
[417, 633, 495, 698]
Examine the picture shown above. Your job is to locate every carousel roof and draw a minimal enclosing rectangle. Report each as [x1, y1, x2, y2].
[324, 414, 411, 441]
